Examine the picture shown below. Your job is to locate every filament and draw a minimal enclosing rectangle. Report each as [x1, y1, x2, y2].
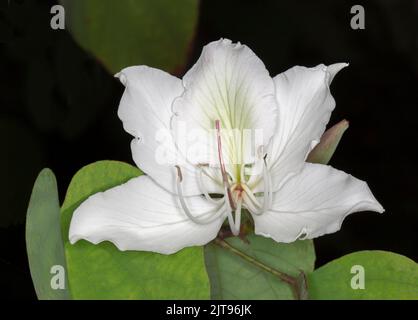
[262, 159, 272, 212]
[215, 120, 236, 210]
[175, 166, 224, 224]
[174, 121, 273, 236]
[223, 186, 242, 236]
[240, 159, 272, 216]
[197, 166, 223, 204]
[233, 196, 242, 235]
[242, 192, 263, 216]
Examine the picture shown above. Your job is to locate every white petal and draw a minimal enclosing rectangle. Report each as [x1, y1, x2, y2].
[172, 39, 278, 169]
[116, 66, 180, 139]
[116, 66, 222, 195]
[253, 163, 384, 243]
[69, 175, 225, 254]
[265, 63, 348, 191]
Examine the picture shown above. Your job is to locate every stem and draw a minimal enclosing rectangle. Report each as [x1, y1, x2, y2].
[214, 237, 303, 300]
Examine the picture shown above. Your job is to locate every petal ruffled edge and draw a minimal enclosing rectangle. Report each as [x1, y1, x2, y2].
[115, 66, 222, 196]
[69, 175, 225, 254]
[253, 163, 384, 243]
[265, 63, 348, 191]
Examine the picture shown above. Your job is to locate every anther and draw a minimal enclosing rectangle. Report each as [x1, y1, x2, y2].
[175, 165, 183, 182]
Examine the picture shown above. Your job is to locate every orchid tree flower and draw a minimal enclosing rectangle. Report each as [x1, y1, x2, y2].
[69, 39, 384, 254]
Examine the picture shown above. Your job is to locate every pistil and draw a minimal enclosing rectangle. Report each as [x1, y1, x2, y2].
[215, 120, 236, 210]
[175, 121, 272, 235]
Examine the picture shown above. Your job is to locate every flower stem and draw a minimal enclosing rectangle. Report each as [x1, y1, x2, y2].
[214, 237, 306, 300]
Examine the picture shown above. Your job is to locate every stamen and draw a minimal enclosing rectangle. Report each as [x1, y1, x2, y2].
[242, 191, 264, 216]
[233, 196, 243, 236]
[215, 120, 236, 210]
[198, 163, 219, 181]
[215, 120, 228, 183]
[240, 164, 246, 185]
[223, 186, 242, 236]
[240, 158, 273, 216]
[197, 166, 223, 204]
[175, 166, 224, 224]
[262, 159, 272, 212]
[223, 186, 235, 233]
[241, 184, 262, 207]
[175, 164, 183, 182]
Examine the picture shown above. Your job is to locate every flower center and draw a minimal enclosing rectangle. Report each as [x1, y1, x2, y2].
[175, 120, 272, 236]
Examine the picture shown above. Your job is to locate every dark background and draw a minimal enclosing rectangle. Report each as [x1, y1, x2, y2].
[1, 0, 417, 299]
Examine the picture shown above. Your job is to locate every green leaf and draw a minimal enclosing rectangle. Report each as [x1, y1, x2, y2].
[26, 168, 70, 300]
[308, 250, 418, 299]
[60, 0, 199, 74]
[307, 119, 349, 165]
[61, 160, 210, 299]
[204, 235, 315, 299]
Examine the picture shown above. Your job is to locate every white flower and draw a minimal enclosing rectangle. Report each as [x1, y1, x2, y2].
[69, 39, 384, 254]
